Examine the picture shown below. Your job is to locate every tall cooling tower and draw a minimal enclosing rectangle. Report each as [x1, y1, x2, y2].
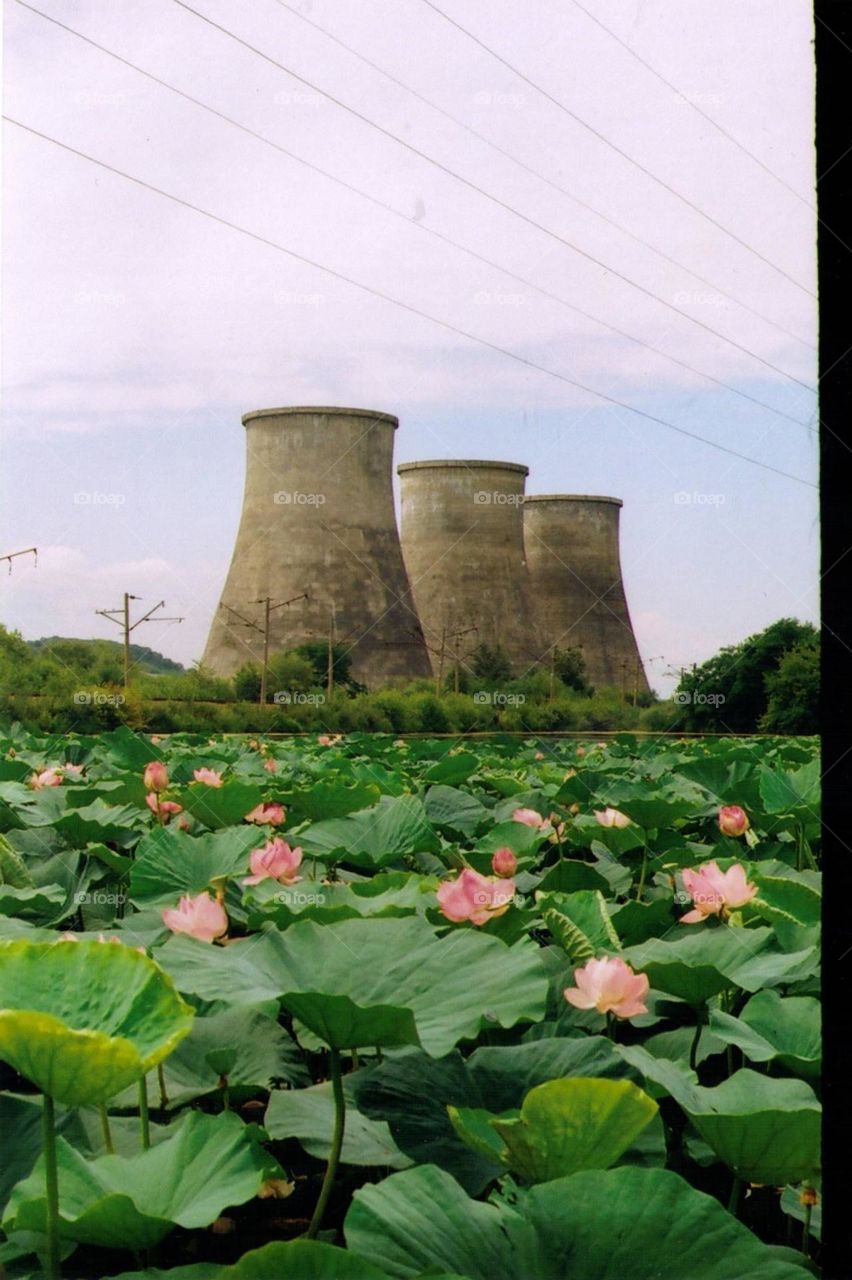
[397, 460, 545, 676]
[203, 407, 431, 685]
[523, 495, 649, 694]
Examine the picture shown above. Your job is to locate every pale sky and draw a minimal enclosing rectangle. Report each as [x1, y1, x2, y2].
[1, 0, 818, 694]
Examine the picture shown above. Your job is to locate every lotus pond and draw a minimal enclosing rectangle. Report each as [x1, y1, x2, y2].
[0, 727, 821, 1278]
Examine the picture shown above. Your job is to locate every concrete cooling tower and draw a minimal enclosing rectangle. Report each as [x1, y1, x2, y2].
[523, 495, 649, 695]
[202, 407, 431, 686]
[398, 460, 545, 677]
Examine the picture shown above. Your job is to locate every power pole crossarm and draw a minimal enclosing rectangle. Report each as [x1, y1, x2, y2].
[95, 593, 183, 689]
[0, 547, 37, 574]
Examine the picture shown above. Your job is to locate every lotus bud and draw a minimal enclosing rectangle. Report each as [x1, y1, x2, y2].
[718, 805, 750, 837]
[491, 847, 518, 878]
[143, 761, 168, 792]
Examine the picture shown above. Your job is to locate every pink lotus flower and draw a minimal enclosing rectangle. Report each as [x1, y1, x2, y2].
[564, 956, 649, 1019]
[177, 815, 193, 832]
[143, 761, 169, 793]
[512, 807, 545, 829]
[594, 807, 631, 829]
[29, 768, 63, 789]
[193, 768, 223, 787]
[62, 763, 84, 779]
[263, 758, 277, 773]
[243, 838, 303, 886]
[161, 892, 228, 942]
[245, 802, 285, 826]
[718, 805, 750, 838]
[318, 734, 343, 746]
[491, 847, 518, 878]
[146, 793, 183, 823]
[680, 860, 757, 923]
[576, 746, 586, 757]
[534, 751, 545, 761]
[436, 868, 516, 926]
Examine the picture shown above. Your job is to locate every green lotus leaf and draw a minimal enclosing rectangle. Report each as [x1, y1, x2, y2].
[423, 786, 488, 838]
[353, 1037, 638, 1194]
[423, 753, 480, 785]
[3, 1111, 280, 1250]
[0, 939, 194, 1104]
[489, 1077, 658, 1182]
[129, 825, 264, 906]
[620, 927, 815, 1006]
[298, 795, 441, 868]
[178, 780, 264, 831]
[245, 872, 436, 929]
[447, 1106, 515, 1164]
[709, 990, 821, 1077]
[156, 916, 547, 1054]
[265, 1076, 412, 1168]
[272, 779, 381, 824]
[639, 1066, 821, 1185]
[345, 1163, 811, 1279]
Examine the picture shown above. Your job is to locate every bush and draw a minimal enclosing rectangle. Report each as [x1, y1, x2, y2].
[760, 637, 819, 733]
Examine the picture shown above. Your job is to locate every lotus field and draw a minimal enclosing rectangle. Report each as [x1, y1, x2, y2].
[0, 727, 822, 1279]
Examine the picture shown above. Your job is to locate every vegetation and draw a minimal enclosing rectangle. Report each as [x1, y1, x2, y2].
[0, 727, 821, 1277]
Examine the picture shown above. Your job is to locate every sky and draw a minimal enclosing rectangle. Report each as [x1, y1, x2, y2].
[1, 0, 818, 695]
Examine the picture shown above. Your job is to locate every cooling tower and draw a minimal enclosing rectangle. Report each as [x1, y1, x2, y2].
[523, 495, 649, 694]
[398, 460, 545, 676]
[203, 407, 431, 685]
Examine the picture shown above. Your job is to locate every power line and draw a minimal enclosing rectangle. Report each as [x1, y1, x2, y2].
[13, 0, 808, 428]
[418, 0, 816, 299]
[269, 0, 814, 352]
[567, 0, 816, 213]
[3, 115, 816, 488]
[169, 0, 814, 393]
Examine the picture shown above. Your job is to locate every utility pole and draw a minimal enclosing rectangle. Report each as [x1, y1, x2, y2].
[220, 592, 308, 704]
[620, 661, 628, 708]
[327, 608, 336, 701]
[549, 645, 559, 703]
[96, 594, 184, 689]
[0, 547, 37, 575]
[436, 623, 447, 697]
[451, 625, 478, 694]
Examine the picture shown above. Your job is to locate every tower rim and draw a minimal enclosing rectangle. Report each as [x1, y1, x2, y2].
[398, 459, 529, 476]
[242, 406, 399, 427]
[524, 494, 623, 507]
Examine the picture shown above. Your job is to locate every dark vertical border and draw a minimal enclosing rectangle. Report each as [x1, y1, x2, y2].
[817, 2, 852, 1275]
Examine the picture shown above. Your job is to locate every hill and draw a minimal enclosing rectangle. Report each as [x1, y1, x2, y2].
[27, 636, 185, 676]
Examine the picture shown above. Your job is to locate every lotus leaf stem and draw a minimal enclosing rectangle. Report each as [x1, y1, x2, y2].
[306, 1046, 346, 1239]
[689, 1014, 703, 1071]
[98, 1104, 114, 1154]
[635, 845, 649, 900]
[42, 1093, 60, 1280]
[802, 1201, 812, 1256]
[157, 1062, 169, 1109]
[139, 1076, 151, 1150]
[728, 1173, 742, 1216]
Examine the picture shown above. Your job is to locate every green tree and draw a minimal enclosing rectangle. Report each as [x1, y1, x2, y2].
[470, 642, 514, 682]
[295, 641, 355, 689]
[760, 635, 819, 733]
[233, 662, 262, 702]
[676, 618, 817, 731]
[553, 646, 593, 695]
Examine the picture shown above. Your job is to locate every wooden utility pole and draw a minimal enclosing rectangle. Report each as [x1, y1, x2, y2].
[0, 547, 37, 575]
[220, 592, 308, 704]
[327, 609, 335, 700]
[96, 595, 184, 689]
[549, 645, 559, 703]
[435, 624, 447, 697]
